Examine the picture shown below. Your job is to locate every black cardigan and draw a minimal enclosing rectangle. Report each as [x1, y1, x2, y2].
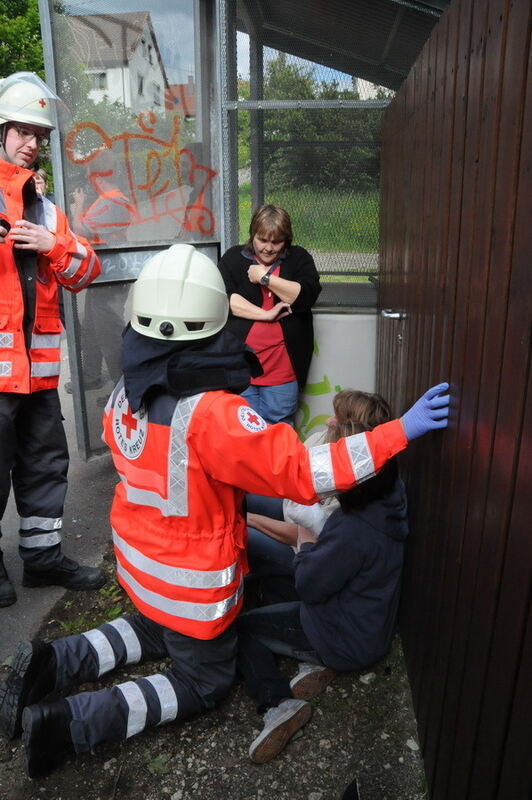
[295, 480, 409, 672]
[217, 244, 321, 388]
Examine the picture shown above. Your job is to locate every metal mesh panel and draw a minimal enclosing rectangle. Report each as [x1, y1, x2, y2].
[63, 281, 132, 457]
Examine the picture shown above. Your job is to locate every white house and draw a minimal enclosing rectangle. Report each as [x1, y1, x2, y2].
[65, 12, 169, 114]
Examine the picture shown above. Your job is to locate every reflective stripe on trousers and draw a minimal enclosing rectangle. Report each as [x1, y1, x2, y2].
[52, 614, 237, 753]
[19, 515, 62, 549]
[67, 673, 181, 752]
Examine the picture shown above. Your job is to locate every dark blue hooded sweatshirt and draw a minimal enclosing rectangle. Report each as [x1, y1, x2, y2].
[294, 478, 408, 672]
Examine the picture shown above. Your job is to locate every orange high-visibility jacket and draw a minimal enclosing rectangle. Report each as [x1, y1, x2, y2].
[0, 160, 101, 393]
[103, 381, 408, 640]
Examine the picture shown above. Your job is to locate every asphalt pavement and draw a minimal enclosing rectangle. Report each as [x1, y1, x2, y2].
[0, 376, 115, 664]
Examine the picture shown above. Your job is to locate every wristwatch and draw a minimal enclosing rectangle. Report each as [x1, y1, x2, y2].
[260, 271, 271, 287]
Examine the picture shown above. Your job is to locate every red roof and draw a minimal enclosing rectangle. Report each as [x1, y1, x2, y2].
[165, 80, 196, 118]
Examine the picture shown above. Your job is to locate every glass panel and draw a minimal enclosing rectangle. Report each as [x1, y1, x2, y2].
[50, 0, 218, 252]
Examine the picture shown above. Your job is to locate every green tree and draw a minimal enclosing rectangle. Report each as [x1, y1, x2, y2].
[237, 77, 251, 170]
[0, 0, 44, 77]
[260, 54, 386, 193]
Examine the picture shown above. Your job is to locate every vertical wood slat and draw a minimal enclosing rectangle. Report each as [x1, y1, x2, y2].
[467, 23, 532, 795]
[416, 0, 480, 785]
[401, 6, 458, 707]
[403, 16, 451, 703]
[377, 0, 532, 797]
[430, 0, 504, 794]
[407, 0, 477, 782]
[445, 2, 531, 797]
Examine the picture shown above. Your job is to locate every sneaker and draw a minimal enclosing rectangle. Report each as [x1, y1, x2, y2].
[289, 663, 338, 700]
[23, 556, 106, 591]
[22, 698, 74, 779]
[249, 698, 312, 763]
[0, 640, 57, 738]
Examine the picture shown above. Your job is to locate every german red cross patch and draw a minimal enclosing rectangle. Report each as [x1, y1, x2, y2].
[238, 405, 267, 432]
[112, 386, 147, 459]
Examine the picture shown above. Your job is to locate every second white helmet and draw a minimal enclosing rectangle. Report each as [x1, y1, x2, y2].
[131, 244, 229, 342]
[0, 72, 59, 130]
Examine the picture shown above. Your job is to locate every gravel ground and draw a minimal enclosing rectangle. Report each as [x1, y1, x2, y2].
[0, 556, 427, 800]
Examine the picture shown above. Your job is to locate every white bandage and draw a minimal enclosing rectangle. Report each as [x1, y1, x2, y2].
[282, 499, 328, 537]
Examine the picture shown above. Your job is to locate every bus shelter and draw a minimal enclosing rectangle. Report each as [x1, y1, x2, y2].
[38, 0, 444, 458]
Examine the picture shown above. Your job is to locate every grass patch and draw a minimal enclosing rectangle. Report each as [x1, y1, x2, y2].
[47, 559, 136, 637]
[238, 183, 379, 252]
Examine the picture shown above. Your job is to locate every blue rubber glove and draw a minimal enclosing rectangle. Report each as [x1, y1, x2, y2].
[401, 382, 450, 440]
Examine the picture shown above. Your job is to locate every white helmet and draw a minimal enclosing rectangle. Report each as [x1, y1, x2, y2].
[0, 72, 59, 130]
[131, 244, 229, 342]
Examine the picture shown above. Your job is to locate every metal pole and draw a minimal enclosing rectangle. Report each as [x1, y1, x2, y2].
[216, 0, 239, 251]
[249, 28, 264, 212]
[38, 0, 91, 459]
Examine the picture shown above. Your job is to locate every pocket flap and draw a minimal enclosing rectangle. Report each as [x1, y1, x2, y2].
[35, 316, 62, 334]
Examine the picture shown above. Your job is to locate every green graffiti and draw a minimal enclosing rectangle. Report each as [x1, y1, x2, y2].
[304, 376, 332, 396]
[302, 414, 330, 437]
[295, 373, 343, 438]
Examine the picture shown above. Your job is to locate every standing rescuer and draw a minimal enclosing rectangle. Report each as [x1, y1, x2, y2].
[0, 244, 450, 778]
[0, 72, 104, 607]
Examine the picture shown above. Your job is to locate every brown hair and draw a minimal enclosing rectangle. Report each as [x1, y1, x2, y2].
[35, 167, 48, 184]
[246, 204, 293, 249]
[326, 390, 398, 512]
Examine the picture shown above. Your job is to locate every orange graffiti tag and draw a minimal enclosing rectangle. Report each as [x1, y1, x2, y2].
[65, 113, 217, 243]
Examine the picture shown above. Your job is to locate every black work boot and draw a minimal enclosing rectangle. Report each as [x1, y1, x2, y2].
[0, 551, 16, 607]
[22, 698, 75, 779]
[22, 555, 106, 591]
[0, 640, 57, 739]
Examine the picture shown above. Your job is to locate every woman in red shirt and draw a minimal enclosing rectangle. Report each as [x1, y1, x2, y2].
[218, 205, 321, 424]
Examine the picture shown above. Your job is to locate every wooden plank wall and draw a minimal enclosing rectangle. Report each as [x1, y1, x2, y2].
[377, 1, 532, 798]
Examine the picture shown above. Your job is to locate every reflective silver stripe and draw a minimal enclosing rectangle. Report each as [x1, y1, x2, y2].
[31, 361, 61, 377]
[107, 618, 142, 664]
[116, 561, 243, 623]
[61, 259, 81, 280]
[40, 202, 93, 286]
[145, 674, 178, 724]
[72, 251, 98, 289]
[167, 394, 204, 516]
[19, 531, 61, 548]
[60, 239, 89, 280]
[120, 477, 170, 516]
[0, 332, 13, 348]
[0, 361, 12, 376]
[308, 443, 336, 496]
[19, 515, 62, 531]
[345, 433, 375, 483]
[31, 333, 61, 349]
[113, 529, 238, 589]
[82, 629, 116, 677]
[117, 681, 147, 738]
[117, 393, 204, 518]
[42, 196, 57, 230]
